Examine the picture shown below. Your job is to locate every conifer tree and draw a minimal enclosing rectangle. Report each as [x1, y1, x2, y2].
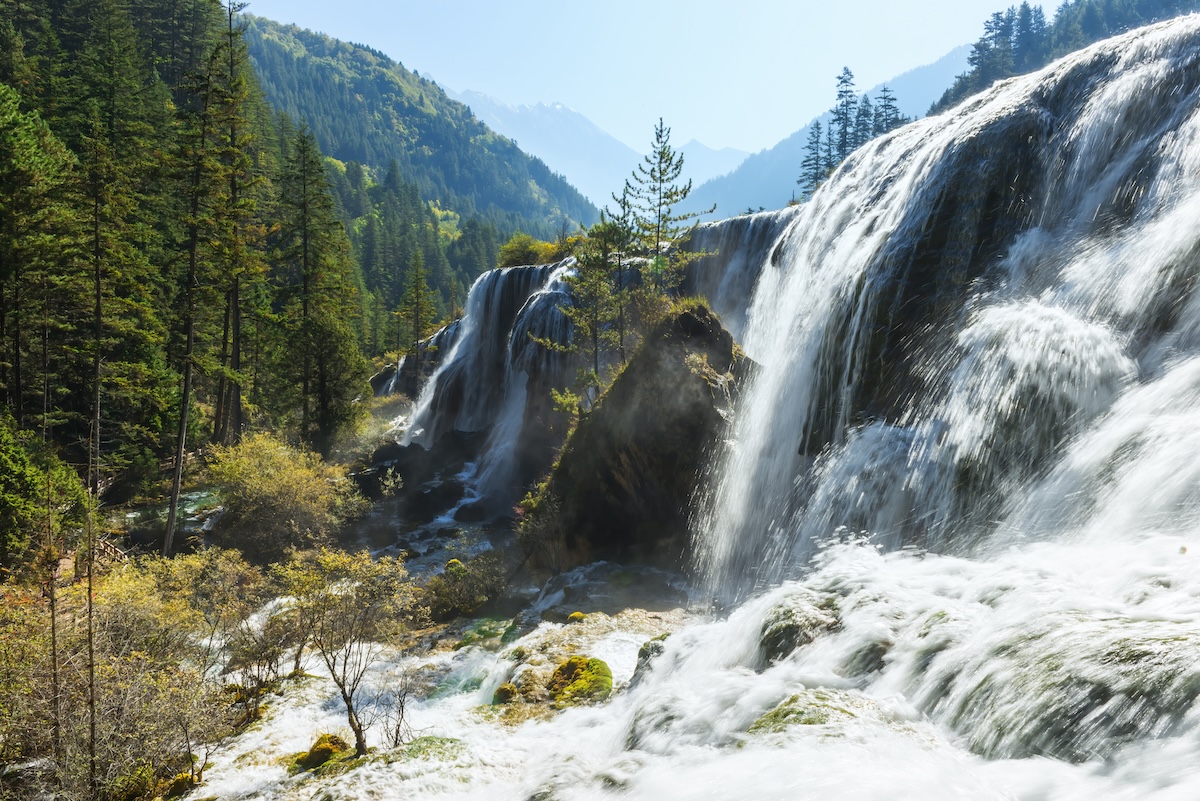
[833, 67, 857, 162]
[798, 120, 825, 200]
[624, 118, 711, 299]
[874, 87, 901, 136]
[563, 220, 619, 387]
[276, 127, 367, 453]
[400, 248, 437, 381]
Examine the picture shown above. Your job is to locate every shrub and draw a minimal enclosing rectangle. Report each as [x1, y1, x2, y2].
[0, 413, 88, 576]
[209, 434, 369, 563]
[421, 554, 508, 621]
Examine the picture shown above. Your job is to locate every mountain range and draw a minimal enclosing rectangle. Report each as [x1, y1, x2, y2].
[243, 16, 598, 238]
[444, 89, 748, 208]
[680, 45, 973, 217]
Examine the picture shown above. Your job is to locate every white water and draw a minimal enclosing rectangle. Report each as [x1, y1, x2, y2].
[696, 17, 1200, 594]
[400, 261, 575, 508]
[200, 18, 1200, 801]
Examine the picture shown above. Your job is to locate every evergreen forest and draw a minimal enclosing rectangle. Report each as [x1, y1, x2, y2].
[932, 0, 1200, 112]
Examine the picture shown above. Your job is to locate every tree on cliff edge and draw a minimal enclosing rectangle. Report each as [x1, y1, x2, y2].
[623, 118, 712, 298]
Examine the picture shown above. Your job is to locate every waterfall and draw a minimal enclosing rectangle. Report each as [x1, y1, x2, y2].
[402, 261, 571, 448]
[203, 20, 1200, 801]
[400, 260, 575, 511]
[682, 207, 801, 340]
[695, 17, 1200, 598]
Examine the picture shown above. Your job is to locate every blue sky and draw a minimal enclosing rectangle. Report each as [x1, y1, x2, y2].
[242, 0, 1053, 153]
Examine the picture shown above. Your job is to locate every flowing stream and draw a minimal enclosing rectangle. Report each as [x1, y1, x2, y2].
[202, 18, 1200, 800]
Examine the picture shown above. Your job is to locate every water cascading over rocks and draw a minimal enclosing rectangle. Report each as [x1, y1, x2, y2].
[681, 206, 802, 340]
[694, 17, 1200, 597]
[397, 260, 576, 512]
[204, 21, 1200, 800]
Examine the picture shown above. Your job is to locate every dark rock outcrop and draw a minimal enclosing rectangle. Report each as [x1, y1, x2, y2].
[523, 302, 747, 570]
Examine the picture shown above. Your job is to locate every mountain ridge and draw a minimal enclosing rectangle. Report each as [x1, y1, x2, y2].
[243, 16, 598, 238]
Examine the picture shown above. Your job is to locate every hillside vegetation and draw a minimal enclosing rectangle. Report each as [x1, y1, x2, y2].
[244, 16, 598, 239]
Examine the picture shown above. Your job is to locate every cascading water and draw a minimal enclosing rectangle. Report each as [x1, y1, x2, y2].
[695, 16, 1200, 597]
[400, 260, 575, 511]
[682, 206, 801, 340]
[473, 264, 575, 505]
[201, 19, 1200, 801]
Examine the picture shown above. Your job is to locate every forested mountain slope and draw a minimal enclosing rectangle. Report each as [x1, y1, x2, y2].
[243, 16, 598, 239]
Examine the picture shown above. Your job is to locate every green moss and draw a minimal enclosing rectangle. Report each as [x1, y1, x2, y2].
[747, 690, 858, 734]
[457, 617, 514, 650]
[547, 655, 613, 707]
[493, 682, 518, 704]
[162, 772, 196, 799]
[759, 593, 839, 664]
[637, 633, 670, 663]
[289, 733, 350, 774]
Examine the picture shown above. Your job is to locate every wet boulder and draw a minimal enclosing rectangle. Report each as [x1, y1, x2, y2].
[520, 301, 749, 571]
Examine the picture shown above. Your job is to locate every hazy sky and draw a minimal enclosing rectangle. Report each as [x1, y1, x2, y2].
[242, 0, 1053, 153]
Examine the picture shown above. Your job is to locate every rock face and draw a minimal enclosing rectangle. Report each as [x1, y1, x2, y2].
[526, 302, 746, 570]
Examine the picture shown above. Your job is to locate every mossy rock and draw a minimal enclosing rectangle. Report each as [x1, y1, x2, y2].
[290, 733, 350, 774]
[630, 633, 670, 687]
[637, 633, 670, 664]
[457, 617, 514, 650]
[403, 736, 465, 761]
[493, 682, 518, 704]
[162, 772, 196, 799]
[108, 765, 154, 801]
[748, 689, 859, 734]
[547, 655, 613, 707]
[759, 592, 839, 664]
[567, 611, 587, 624]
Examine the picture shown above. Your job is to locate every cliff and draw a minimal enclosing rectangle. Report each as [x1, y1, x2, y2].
[520, 302, 746, 571]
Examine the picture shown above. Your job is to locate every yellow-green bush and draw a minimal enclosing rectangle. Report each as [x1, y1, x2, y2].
[209, 433, 369, 562]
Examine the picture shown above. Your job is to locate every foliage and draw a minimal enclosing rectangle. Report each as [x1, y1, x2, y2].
[497, 231, 561, 268]
[209, 433, 369, 562]
[273, 547, 418, 756]
[242, 16, 598, 239]
[798, 73, 908, 199]
[421, 553, 508, 622]
[930, 0, 1200, 114]
[0, 413, 88, 575]
[623, 118, 712, 299]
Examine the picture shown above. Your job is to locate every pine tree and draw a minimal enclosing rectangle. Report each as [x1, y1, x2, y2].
[211, 0, 264, 447]
[624, 118, 712, 299]
[833, 67, 857, 162]
[563, 220, 619, 388]
[798, 121, 824, 200]
[854, 95, 875, 150]
[276, 126, 367, 453]
[874, 87, 900, 136]
[400, 248, 437, 382]
[164, 42, 227, 557]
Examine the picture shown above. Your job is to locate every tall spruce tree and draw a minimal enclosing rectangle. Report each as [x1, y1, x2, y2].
[798, 121, 825, 200]
[276, 126, 367, 453]
[624, 118, 711, 298]
[833, 67, 857, 162]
